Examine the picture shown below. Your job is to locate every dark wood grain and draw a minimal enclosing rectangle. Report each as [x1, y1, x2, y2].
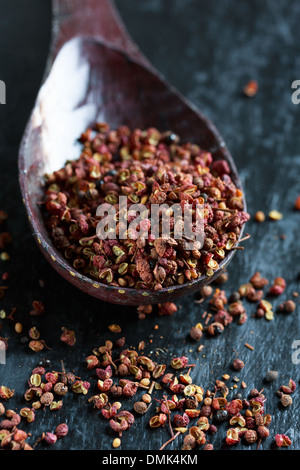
[0, 0, 299, 450]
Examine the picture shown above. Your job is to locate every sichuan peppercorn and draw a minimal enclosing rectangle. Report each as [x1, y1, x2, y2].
[189, 326, 203, 341]
[42, 124, 249, 290]
[55, 423, 68, 438]
[232, 359, 245, 371]
[244, 429, 257, 444]
[265, 370, 278, 382]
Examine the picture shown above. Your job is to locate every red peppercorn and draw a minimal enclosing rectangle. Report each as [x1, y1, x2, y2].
[45, 372, 58, 384]
[275, 433, 291, 447]
[43, 432, 57, 445]
[203, 443, 214, 450]
[55, 423, 68, 438]
[122, 382, 137, 397]
[225, 399, 243, 416]
[232, 359, 245, 371]
[209, 424, 217, 434]
[257, 425, 270, 439]
[189, 326, 203, 341]
[200, 405, 211, 417]
[279, 300, 296, 313]
[158, 302, 177, 316]
[244, 429, 257, 444]
[173, 413, 190, 427]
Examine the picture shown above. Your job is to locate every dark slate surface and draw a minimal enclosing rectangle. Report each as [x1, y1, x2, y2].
[0, 0, 299, 450]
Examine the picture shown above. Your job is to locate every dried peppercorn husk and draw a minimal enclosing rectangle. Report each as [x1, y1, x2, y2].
[29, 340, 44, 352]
[43, 432, 57, 445]
[0, 386, 14, 400]
[232, 359, 244, 371]
[60, 327, 76, 346]
[226, 428, 240, 445]
[275, 433, 291, 447]
[20, 408, 35, 423]
[133, 401, 148, 415]
[55, 423, 68, 438]
[189, 326, 203, 341]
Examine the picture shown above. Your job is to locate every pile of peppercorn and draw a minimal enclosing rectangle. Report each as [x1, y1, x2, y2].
[42, 124, 249, 290]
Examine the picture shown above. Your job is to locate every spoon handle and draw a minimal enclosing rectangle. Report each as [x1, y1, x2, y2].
[50, 0, 150, 66]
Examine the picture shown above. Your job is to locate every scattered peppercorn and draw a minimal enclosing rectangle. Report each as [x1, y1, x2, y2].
[189, 326, 203, 341]
[112, 437, 121, 448]
[254, 211, 265, 222]
[280, 394, 293, 407]
[265, 370, 278, 382]
[14, 322, 23, 334]
[244, 429, 257, 444]
[214, 270, 228, 284]
[43, 432, 57, 445]
[55, 423, 68, 438]
[133, 401, 148, 415]
[269, 210, 283, 221]
[278, 300, 296, 313]
[275, 434, 292, 447]
[232, 359, 245, 371]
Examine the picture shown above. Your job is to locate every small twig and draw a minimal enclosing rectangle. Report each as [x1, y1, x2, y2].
[41, 340, 52, 351]
[223, 215, 236, 227]
[159, 431, 180, 451]
[135, 382, 150, 390]
[131, 246, 138, 263]
[7, 307, 16, 321]
[163, 394, 174, 439]
[237, 233, 251, 244]
[182, 234, 195, 242]
[211, 207, 237, 213]
[33, 434, 44, 448]
[179, 257, 190, 269]
[205, 313, 212, 325]
[257, 437, 262, 450]
[148, 381, 155, 395]
[105, 352, 118, 373]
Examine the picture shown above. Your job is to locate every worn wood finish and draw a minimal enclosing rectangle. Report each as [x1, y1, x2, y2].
[0, 0, 299, 450]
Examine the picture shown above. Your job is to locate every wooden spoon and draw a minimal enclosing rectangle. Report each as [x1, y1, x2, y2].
[18, 0, 246, 305]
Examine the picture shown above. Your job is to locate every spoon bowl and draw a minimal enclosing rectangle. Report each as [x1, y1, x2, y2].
[18, 0, 246, 305]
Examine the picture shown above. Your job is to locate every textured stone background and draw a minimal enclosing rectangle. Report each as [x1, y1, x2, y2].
[0, 0, 299, 450]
